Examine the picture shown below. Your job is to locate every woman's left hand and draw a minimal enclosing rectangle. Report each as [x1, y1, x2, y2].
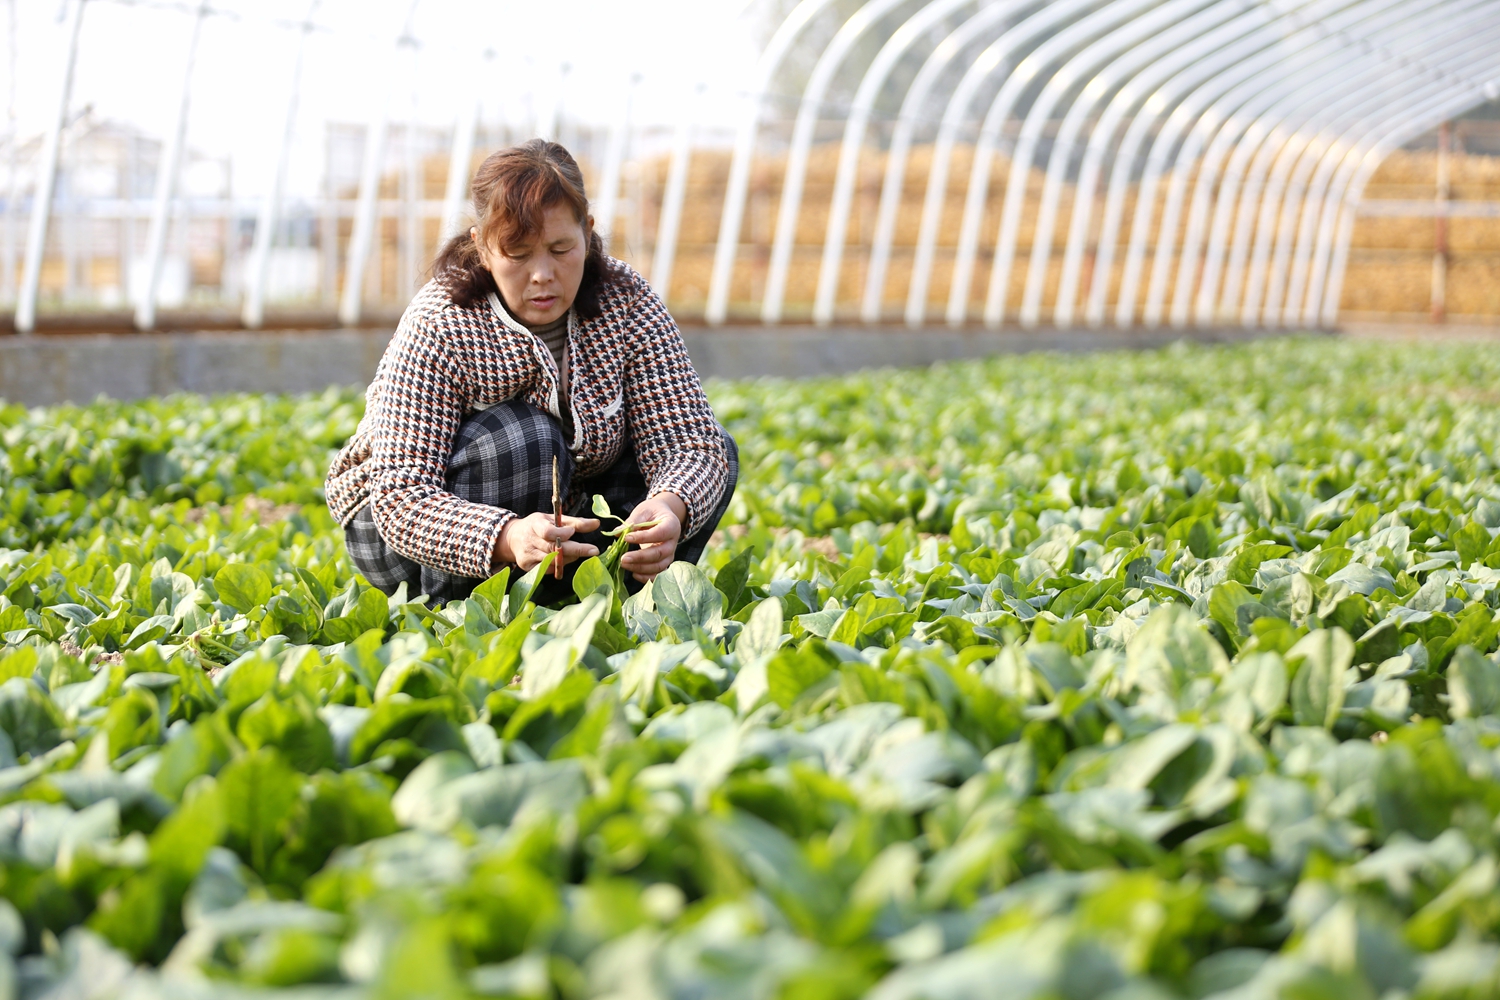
[620, 492, 688, 582]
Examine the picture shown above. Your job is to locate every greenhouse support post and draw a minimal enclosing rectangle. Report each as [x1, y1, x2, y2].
[858, 0, 1022, 324]
[16, 0, 86, 335]
[134, 0, 209, 331]
[705, 0, 840, 326]
[243, 0, 319, 329]
[1432, 120, 1450, 323]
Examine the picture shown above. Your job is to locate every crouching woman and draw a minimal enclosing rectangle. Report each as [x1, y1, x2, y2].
[324, 139, 737, 603]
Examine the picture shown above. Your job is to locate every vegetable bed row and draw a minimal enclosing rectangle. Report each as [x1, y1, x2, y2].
[3, 338, 1500, 999]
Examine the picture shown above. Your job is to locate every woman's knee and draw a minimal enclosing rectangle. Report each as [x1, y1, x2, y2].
[446, 399, 571, 508]
[452, 400, 565, 460]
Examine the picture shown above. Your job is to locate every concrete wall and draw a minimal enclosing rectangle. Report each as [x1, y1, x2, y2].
[0, 331, 394, 407]
[684, 325, 1272, 379]
[0, 326, 1275, 407]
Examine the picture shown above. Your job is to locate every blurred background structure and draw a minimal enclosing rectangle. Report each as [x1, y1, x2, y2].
[3, 0, 1500, 335]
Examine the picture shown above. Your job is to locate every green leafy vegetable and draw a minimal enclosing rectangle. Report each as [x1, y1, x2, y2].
[4, 339, 1500, 996]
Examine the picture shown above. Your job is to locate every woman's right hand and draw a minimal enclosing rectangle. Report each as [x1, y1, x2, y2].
[494, 512, 600, 572]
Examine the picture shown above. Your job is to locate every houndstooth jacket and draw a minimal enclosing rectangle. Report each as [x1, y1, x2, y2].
[324, 260, 729, 580]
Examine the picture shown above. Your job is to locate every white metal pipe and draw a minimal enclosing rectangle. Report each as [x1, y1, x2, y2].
[705, 0, 841, 326]
[1140, 0, 1434, 328]
[593, 72, 639, 246]
[1111, 38, 1310, 325]
[1178, 1, 1414, 326]
[243, 0, 319, 330]
[927, 0, 1135, 329]
[437, 48, 492, 251]
[1022, 0, 1255, 327]
[860, 0, 1029, 324]
[1309, 76, 1500, 325]
[1170, 0, 1445, 326]
[16, 0, 86, 334]
[1228, 101, 1373, 325]
[1281, 131, 1406, 326]
[761, 0, 909, 325]
[1239, 83, 1403, 325]
[438, 97, 479, 244]
[909, 0, 1102, 328]
[1300, 150, 1397, 328]
[340, 3, 419, 328]
[1279, 28, 1500, 324]
[2, 0, 19, 307]
[1197, 0, 1467, 324]
[399, 47, 422, 300]
[918, 0, 1110, 326]
[1205, 102, 1325, 323]
[134, 0, 208, 331]
[812, 0, 976, 326]
[1230, 9, 1482, 325]
[1275, 37, 1500, 325]
[985, 0, 1213, 329]
[1316, 78, 1500, 326]
[1262, 109, 1402, 325]
[1112, 0, 1419, 327]
[338, 111, 390, 326]
[1058, 0, 1325, 327]
[650, 81, 703, 302]
[1095, 4, 1345, 326]
[1186, 65, 1352, 324]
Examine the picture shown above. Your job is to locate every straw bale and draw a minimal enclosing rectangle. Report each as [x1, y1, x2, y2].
[1448, 257, 1500, 316]
[1338, 257, 1429, 314]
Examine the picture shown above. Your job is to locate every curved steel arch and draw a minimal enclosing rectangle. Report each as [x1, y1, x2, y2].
[1237, 64, 1435, 325]
[339, 1, 424, 328]
[592, 72, 640, 247]
[610, 0, 1500, 329]
[812, 0, 978, 326]
[1181, 41, 1378, 323]
[1054, 0, 1339, 328]
[135, 0, 210, 332]
[1317, 77, 1500, 326]
[908, 0, 1107, 327]
[858, 0, 1036, 324]
[1275, 35, 1500, 325]
[1223, 5, 1491, 327]
[1156, 0, 1459, 328]
[647, 2, 765, 301]
[243, 0, 322, 330]
[1019, 0, 1258, 326]
[761, 0, 914, 324]
[15, 0, 87, 334]
[650, 81, 705, 301]
[24, 0, 1500, 332]
[899, 0, 1105, 327]
[705, 0, 844, 326]
[1182, 0, 1440, 325]
[1050, 0, 1296, 328]
[985, 0, 1218, 328]
[1174, 0, 1437, 326]
[1109, 0, 1385, 325]
[1092, 0, 1394, 326]
[928, 0, 1150, 328]
[1224, 54, 1423, 325]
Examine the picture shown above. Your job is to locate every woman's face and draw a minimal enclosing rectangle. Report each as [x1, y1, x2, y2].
[475, 201, 591, 326]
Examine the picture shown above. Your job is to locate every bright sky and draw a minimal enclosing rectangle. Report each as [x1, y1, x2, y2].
[6, 0, 767, 197]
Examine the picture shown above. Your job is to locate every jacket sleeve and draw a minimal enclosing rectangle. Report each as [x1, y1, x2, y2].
[364, 313, 513, 579]
[622, 280, 729, 537]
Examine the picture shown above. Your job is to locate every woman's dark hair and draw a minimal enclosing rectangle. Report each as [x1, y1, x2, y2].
[432, 139, 620, 317]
